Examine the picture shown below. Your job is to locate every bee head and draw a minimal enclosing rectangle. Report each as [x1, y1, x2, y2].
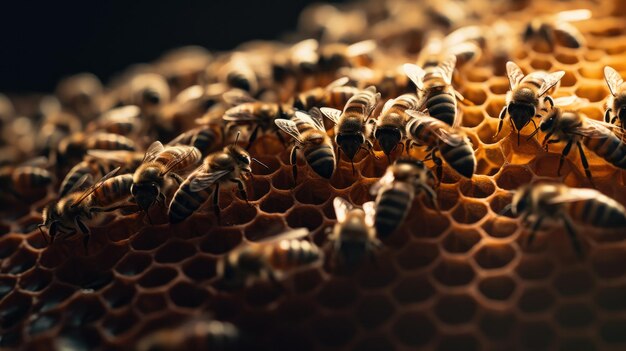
[539, 110, 558, 132]
[336, 133, 364, 160]
[131, 181, 160, 212]
[142, 89, 161, 105]
[511, 185, 531, 216]
[619, 106, 626, 123]
[507, 102, 536, 131]
[374, 127, 402, 156]
[227, 145, 252, 172]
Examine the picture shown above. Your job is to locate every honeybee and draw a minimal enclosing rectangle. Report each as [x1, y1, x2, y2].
[0, 158, 52, 199]
[320, 86, 381, 166]
[318, 40, 377, 73]
[168, 140, 260, 223]
[535, 96, 626, 186]
[222, 89, 293, 148]
[132, 142, 202, 214]
[344, 66, 413, 100]
[523, 9, 591, 50]
[86, 105, 141, 136]
[128, 73, 171, 118]
[137, 318, 240, 351]
[216, 228, 323, 288]
[510, 183, 626, 257]
[418, 28, 483, 68]
[167, 123, 224, 157]
[369, 158, 438, 237]
[36, 111, 82, 157]
[603, 66, 626, 131]
[274, 109, 336, 181]
[154, 46, 212, 95]
[293, 76, 359, 111]
[329, 197, 381, 268]
[403, 55, 463, 127]
[273, 39, 319, 90]
[54, 132, 137, 169]
[40, 167, 134, 250]
[217, 53, 260, 95]
[374, 93, 421, 161]
[55, 73, 103, 121]
[496, 61, 564, 145]
[405, 110, 476, 179]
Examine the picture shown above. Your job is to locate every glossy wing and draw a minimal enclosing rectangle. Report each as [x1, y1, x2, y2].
[222, 89, 256, 106]
[326, 76, 350, 90]
[222, 110, 258, 122]
[447, 41, 480, 66]
[363, 86, 381, 118]
[403, 63, 426, 90]
[437, 129, 465, 146]
[553, 95, 589, 109]
[161, 146, 201, 175]
[576, 119, 619, 138]
[167, 128, 197, 146]
[506, 61, 525, 90]
[604, 66, 624, 97]
[444, 25, 484, 46]
[255, 228, 310, 244]
[308, 107, 327, 131]
[381, 98, 395, 115]
[370, 169, 395, 195]
[333, 197, 353, 223]
[438, 55, 457, 85]
[347, 40, 377, 57]
[188, 169, 230, 192]
[142, 141, 164, 163]
[362, 201, 376, 228]
[274, 119, 303, 142]
[548, 188, 601, 204]
[538, 71, 565, 97]
[293, 110, 321, 132]
[320, 107, 342, 124]
[63, 174, 92, 197]
[405, 109, 430, 120]
[555, 9, 591, 22]
[71, 167, 121, 207]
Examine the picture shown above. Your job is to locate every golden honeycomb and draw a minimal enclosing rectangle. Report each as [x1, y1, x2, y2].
[2, 0, 626, 350]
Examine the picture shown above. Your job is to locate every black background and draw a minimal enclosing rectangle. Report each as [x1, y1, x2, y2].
[0, 0, 341, 93]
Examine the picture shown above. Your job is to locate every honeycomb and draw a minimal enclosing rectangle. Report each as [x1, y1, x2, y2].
[2, 0, 626, 350]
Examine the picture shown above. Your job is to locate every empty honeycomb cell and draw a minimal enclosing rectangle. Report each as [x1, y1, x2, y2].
[554, 303, 594, 328]
[169, 282, 209, 308]
[552, 268, 594, 296]
[559, 69, 578, 87]
[435, 294, 477, 325]
[286, 206, 323, 231]
[138, 267, 177, 288]
[393, 312, 436, 347]
[465, 69, 491, 82]
[479, 310, 516, 340]
[488, 192, 514, 217]
[519, 322, 555, 350]
[459, 176, 496, 198]
[436, 185, 460, 211]
[575, 84, 609, 102]
[295, 179, 333, 205]
[28, 312, 60, 335]
[601, 319, 626, 344]
[451, 200, 488, 224]
[33, 284, 75, 313]
[355, 294, 395, 329]
[555, 53, 579, 65]
[251, 155, 281, 176]
[476, 120, 507, 145]
[312, 314, 357, 347]
[181, 255, 217, 282]
[199, 227, 242, 254]
[349, 179, 377, 205]
[356, 256, 398, 289]
[515, 255, 555, 280]
[154, 240, 197, 263]
[102, 281, 136, 309]
[481, 217, 518, 239]
[135, 291, 169, 315]
[330, 169, 362, 190]
[442, 228, 481, 253]
[248, 177, 270, 201]
[392, 274, 435, 304]
[461, 107, 485, 128]
[56, 262, 113, 291]
[18, 268, 52, 292]
[359, 158, 390, 179]
[0, 292, 31, 328]
[114, 252, 152, 277]
[316, 278, 359, 309]
[591, 247, 626, 278]
[220, 202, 258, 226]
[578, 65, 604, 79]
[485, 97, 506, 119]
[395, 241, 439, 270]
[518, 287, 556, 313]
[0, 277, 15, 299]
[462, 87, 487, 106]
[478, 275, 517, 301]
[64, 295, 105, 327]
[271, 168, 296, 191]
[102, 309, 138, 337]
[488, 79, 509, 94]
[436, 334, 479, 351]
[2, 247, 37, 274]
[433, 259, 475, 286]
[474, 243, 516, 269]
[595, 284, 626, 311]
[353, 335, 395, 351]
[260, 191, 294, 213]
[243, 215, 286, 242]
[530, 58, 552, 70]
[496, 165, 533, 190]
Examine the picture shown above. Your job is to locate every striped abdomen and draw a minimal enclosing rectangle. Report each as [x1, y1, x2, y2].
[343, 88, 378, 117]
[583, 133, 626, 169]
[407, 117, 444, 147]
[424, 89, 457, 126]
[569, 197, 626, 228]
[387, 94, 420, 116]
[88, 134, 136, 151]
[303, 142, 335, 179]
[191, 128, 219, 155]
[268, 239, 321, 270]
[375, 187, 413, 238]
[60, 160, 116, 197]
[439, 139, 476, 179]
[89, 174, 133, 207]
[155, 146, 202, 172]
[168, 171, 213, 223]
[325, 86, 359, 110]
[12, 167, 52, 193]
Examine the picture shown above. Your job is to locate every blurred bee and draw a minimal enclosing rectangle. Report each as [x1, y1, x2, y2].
[0, 157, 52, 199]
[54, 132, 137, 170]
[55, 73, 103, 121]
[216, 228, 322, 288]
[321, 86, 381, 167]
[40, 167, 135, 250]
[403, 55, 463, 127]
[329, 197, 381, 268]
[154, 46, 212, 95]
[86, 105, 141, 136]
[406, 110, 476, 179]
[36, 111, 82, 157]
[510, 183, 626, 257]
[128, 73, 171, 118]
[132, 142, 202, 215]
[222, 89, 293, 148]
[533, 96, 626, 186]
[274, 109, 336, 181]
[496, 61, 564, 145]
[167, 123, 224, 157]
[137, 318, 240, 351]
[293, 76, 359, 111]
[418, 28, 483, 68]
[374, 93, 420, 161]
[216, 53, 260, 95]
[603, 66, 626, 131]
[523, 9, 591, 50]
[344, 66, 413, 100]
[318, 40, 377, 74]
[273, 39, 319, 91]
[369, 158, 438, 237]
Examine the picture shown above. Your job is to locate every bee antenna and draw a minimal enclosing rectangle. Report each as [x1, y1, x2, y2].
[37, 224, 49, 244]
[234, 131, 241, 145]
[527, 126, 541, 141]
[251, 157, 269, 169]
[498, 203, 513, 217]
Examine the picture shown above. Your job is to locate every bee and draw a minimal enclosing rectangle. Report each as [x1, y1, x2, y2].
[167, 123, 224, 157]
[329, 197, 381, 268]
[293, 76, 359, 111]
[40, 167, 134, 250]
[320, 86, 381, 166]
[418, 28, 483, 68]
[496, 61, 565, 145]
[603, 66, 626, 131]
[54, 132, 137, 169]
[273, 39, 319, 90]
[523, 9, 591, 50]
[217, 53, 260, 95]
[137, 318, 240, 351]
[405, 110, 476, 179]
[534, 96, 626, 186]
[55, 73, 103, 121]
[344, 66, 413, 100]
[86, 105, 141, 136]
[510, 183, 626, 257]
[318, 40, 377, 74]
[155, 46, 212, 95]
[0, 158, 52, 199]
[274, 108, 336, 181]
[369, 158, 438, 237]
[132, 141, 202, 214]
[128, 73, 171, 118]
[216, 228, 322, 288]
[403, 55, 463, 127]
[374, 93, 421, 161]
[222, 90, 293, 148]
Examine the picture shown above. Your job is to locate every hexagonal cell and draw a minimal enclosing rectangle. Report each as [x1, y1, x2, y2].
[442, 228, 481, 254]
[33, 284, 76, 313]
[169, 282, 209, 308]
[555, 52, 579, 65]
[137, 267, 178, 288]
[392, 274, 435, 304]
[259, 191, 294, 213]
[518, 287, 555, 313]
[482, 217, 518, 238]
[575, 84, 609, 102]
[312, 314, 357, 348]
[479, 310, 516, 340]
[488, 80, 509, 94]
[250, 155, 281, 176]
[519, 322, 555, 350]
[154, 240, 197, 263]
[393, 312, 436, 347]
[18, 268, 52, 292]
[530, 58, 552, 70]
[555, 303, 595, 328]
[316, 278, 359, 309]
[552, 268, 594, 296]
[433, 259, 475, 286]
[2, 247, 37, 275]
[58, 326, 102, 350]
[463, 87, 487, 105]
[0, 292, 31, 329]
[478, 275, 516, 301]
[199, 227, 243, 255]
[0, 237, 21, 260]
[474, 243, 516, 269]
[248, 177, 271, 201]
[434, 294, 477, 325]
[56, 260, 114, 291]
[243, 215, 285, 242]
[437, 334, 479, 351]
[591, 248, 626, 278]
[182, 255, 218, 282]
[64, 295, 106, 327]
[356, 294, 395, 329]
[102, 281, 136, 309]
[515, 255, 555, 280]
[451, 200, 488, 224]
[135, 291, 169, 315]
[102, 309, 138, 337]
[459, 176, 496, 198]
[286, 206, 323, 231]
[495, 165, 533, 190]
[294, 179, 333, 205]
[130, 227, 170, 251]
[596, 284, 626, 311]
[220, 201, 258, 226]
[461, 107, 485, 128]
[115, 252, 152, 276]
[436, 185, 460, 212]
[395, 241, 439, 270]
[28, 311, 60, 336]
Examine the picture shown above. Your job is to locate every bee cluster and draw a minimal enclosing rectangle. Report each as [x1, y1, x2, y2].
[2, 0, 626, 350]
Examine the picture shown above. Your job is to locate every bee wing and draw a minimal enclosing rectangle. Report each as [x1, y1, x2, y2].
[403, 63, 426, 90]
[167, 128, 197, 146]
[370, 170, 395, 195]
[142, 141, 165, 163]
[363, 86, 381, 117]
[63, 174, 93, 197]
[255, 228, 310, 244]
[405, 109, 430, 120]
[576, 119, 619, 138]
[362, 201, 376, 228]
[274, 119, 303, 142]
[437, 129, 465, 146]
[381, 98, 395, 115]
[506, 61, 525, 90]
[548, 188, 601, 204]
[604, 66, 624, 97]
[320, 107, 342, 125]
[326, 76, 350, 90]
[444, 25, 484, 46]
[71, 167, 121, 208]
[333, 197, 353, 223]
[555, 9, 591, 22]
[161, 147, 201, 175]
[538, 71, 565, 97]
[188, 169, 230, 192]
[222, 110, 258, 122]
[553, 95, 589, 109]
[222, 89, 257, 106]
[447, 42, 480, 66]
[346, 40, 377, 57]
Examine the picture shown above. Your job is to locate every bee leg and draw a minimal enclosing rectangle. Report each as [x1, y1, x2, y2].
[169, 173, 184, 185]
[576, 142, 596, 188]
[246, 126, 260, 150]
[544, 95, 555, 109]
[494, 106, 507, 139]
[605, 108, 612, 123]
[431, 150, 443, 185]
[560, 214, 584, 259]
[213, 183, 221, 224]
[421, 185, 440, 212]
[290, 145, 298, 185]
[231, 178, 249, 205]
[74, 217, 91, 254]
[37, 224, 49, 244]
[557, 140, 574, 176]
[405, 140, 412, 155]
[526, 216, 545, 248]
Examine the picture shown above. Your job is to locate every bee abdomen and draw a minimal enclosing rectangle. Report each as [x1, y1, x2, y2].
[14, 167, 52, 192]
[304, 145, 335, 179]
[583, 134, 626, 169]
[89, 134, 135, 151]
[168, 183, 212, 223]
[270, 240, 321, 270]
[426, 93, 456, 126]
[572, 198, 626, 228]
[439, 142, 476, 179]
[192, 129, 218, 154]
[92, 174, 133, 207]
[375, 188, 411, 237]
